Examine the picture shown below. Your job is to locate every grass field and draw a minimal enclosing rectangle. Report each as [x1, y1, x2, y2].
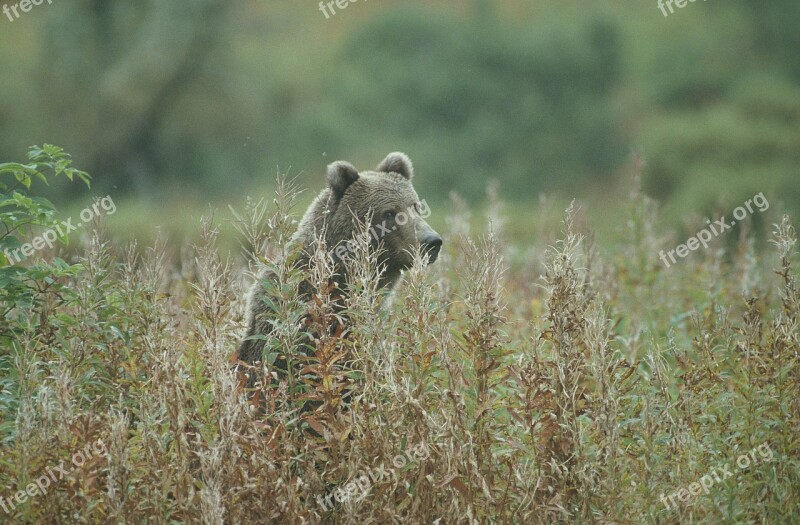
[1, 167, 798, 523]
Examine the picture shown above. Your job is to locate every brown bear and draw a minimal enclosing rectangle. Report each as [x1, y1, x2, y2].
[236, 152, 442, 385]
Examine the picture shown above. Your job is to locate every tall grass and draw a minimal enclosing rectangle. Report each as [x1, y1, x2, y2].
[1, 173, 798, 523]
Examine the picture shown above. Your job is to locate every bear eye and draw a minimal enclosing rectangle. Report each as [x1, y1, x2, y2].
[383, 210, 396, 220]
[414, 202, 421, 214]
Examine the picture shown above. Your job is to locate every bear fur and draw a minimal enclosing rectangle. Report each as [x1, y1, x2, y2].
[236, 152, 442, 380]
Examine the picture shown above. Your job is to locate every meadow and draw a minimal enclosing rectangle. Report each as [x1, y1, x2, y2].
[0, 149, 798, 523]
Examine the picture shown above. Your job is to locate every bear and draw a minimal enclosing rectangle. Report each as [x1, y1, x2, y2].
[236, 152, 442, 389]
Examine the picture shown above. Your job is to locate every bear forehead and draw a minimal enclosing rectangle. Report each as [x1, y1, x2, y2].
[347, 171, 418, 204]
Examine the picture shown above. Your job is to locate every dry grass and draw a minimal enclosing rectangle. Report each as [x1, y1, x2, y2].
[1, 175, 799, 524]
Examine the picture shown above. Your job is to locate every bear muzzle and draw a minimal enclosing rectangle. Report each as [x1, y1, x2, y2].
[421, 233, 443, 264]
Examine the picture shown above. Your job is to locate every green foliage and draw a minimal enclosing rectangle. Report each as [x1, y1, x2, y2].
[0, 144, 90, 315]
[3, 1, 798, 221]
[631, 1, 800, 226]
[0, 145, 90, 442]
[744, 0, 800, 80]
[640, 73, 800, 222]
[297, 8, 624, 198]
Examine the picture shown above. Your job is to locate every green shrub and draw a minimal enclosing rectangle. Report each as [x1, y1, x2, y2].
[0, 145, 90, 441]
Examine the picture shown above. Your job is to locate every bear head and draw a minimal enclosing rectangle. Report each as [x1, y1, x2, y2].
[320, 152, 442, 285]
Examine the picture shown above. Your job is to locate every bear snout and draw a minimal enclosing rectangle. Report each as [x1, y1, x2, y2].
[421, 233, 443, 264]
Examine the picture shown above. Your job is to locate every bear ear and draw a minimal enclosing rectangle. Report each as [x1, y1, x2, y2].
[326, 161, 360, 199]
[376, 152, 414, 180]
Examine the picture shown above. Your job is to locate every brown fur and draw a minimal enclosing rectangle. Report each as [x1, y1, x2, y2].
[236, 152, 442, 377]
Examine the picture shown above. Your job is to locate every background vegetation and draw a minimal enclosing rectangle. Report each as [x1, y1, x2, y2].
[0, 0, 798, 239]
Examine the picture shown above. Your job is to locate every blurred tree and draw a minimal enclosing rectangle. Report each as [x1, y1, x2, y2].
[638, 1, 800, 223]
[292, 7, 625, 199]
[38, 0, 230, 196]
[2, 0, 795, 217]
[641, 73, 800, 223]
[745, 0, 800, 81]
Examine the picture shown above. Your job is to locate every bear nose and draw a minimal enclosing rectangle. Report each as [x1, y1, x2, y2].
[421, 234, 443, 263]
